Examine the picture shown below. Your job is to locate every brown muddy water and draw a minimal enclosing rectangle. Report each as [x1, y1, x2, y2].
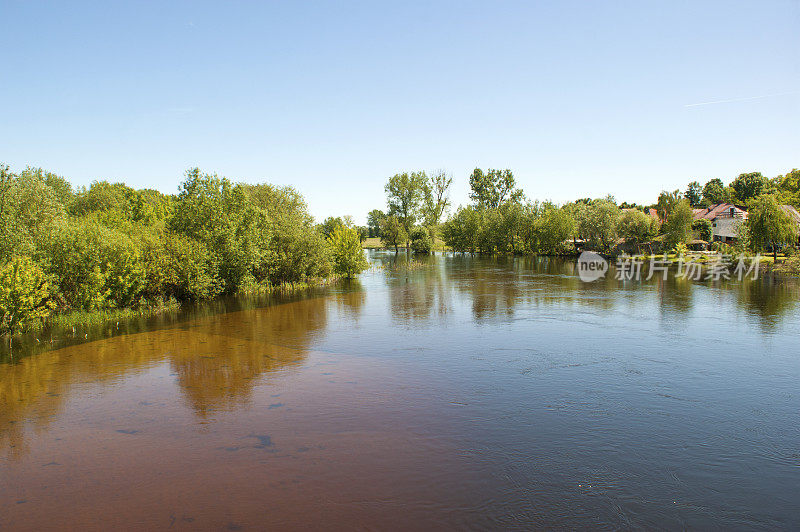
[1, 251, 799, 530]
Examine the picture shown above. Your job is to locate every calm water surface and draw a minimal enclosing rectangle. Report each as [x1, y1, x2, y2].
[2, 251, 799, 530]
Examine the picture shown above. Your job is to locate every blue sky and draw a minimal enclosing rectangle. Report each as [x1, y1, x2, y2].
[2, 1, 798, 223]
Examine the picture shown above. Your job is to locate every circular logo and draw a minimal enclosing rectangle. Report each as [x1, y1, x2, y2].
[577, 251, 608, 282]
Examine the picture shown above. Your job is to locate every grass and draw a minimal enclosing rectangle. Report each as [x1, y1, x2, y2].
[38, 298, 182, 331]
[362, 237, 384, 249]
[362, 237, 449, 251]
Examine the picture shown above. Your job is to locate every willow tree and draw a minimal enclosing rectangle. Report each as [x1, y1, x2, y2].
[747, 194, 798, 261]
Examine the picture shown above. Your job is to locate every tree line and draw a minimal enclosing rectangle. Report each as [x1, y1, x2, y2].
[0, 165, 368, 336]
[367, 167, 800, 258]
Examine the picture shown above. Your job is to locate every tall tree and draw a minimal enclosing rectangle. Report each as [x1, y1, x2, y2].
[469, 168, 522, 209]
[685, 181, 702, 207]
[731, 172, 768, 203]
[777, 168, 800, 206]
[379, 215, 407, 253]
[663, 199, 694, 248]
[385, 171, 426, 249]
[422, 169, 452, 227]
[656, 189, 682, 221]
[747, 194, 799, 261]
[702, 178, 727, 205]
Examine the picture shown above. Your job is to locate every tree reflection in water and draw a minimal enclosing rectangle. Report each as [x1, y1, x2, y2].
[0, 295, 337, 458]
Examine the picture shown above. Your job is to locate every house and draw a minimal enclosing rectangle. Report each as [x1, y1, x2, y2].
[692, 203, 748, 243]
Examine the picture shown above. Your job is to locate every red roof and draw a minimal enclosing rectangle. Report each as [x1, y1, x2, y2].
[692, 203, 747, 221]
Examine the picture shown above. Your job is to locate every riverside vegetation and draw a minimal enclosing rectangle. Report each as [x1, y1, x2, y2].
[4, 164, 799, 336]
[0, 165, 369, 336]
[368, 168, 800, 267]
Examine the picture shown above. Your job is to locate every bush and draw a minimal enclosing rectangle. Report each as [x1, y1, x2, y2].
[410, 227, 433, 254]
[0, 256, 54, 335]
[328, 226, 369, 278]
[162, 233, 224, 300]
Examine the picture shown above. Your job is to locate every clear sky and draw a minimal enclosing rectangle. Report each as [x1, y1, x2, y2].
[2, 1, 798, 223]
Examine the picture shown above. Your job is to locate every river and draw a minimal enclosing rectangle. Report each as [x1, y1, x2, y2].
[1, 251, 799, 530]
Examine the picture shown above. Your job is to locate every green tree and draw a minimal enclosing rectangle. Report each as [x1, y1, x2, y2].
[385, 171, 426, 249]
[0, 167, 66, 258]
[685, 181, 703, 207]
[318, 216, 351, 238]
[656, 189, 682, 222]
[776, 168, 800, 206]
[702, 178, 727, 205]
[468, 168, 522, 209]
[535, 206, 576, 254]
[379, 215, 407, 253]
[747, 194, 799, 261]
[663, 199, 694, 248]
[441, 206, 481, 254]
[0, 256, 53, 336]
[731, 172, 768, 203]
[422, 169, 452, 229]
[692, 219, 713, 242]
[328, 226, 369, 278]
[580, 200, 620, 252]
[366, 209, 385, 238]
[617, 209, 658, 253]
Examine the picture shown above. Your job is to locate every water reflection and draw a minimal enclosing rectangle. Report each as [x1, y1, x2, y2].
[0, 297, 334, 457]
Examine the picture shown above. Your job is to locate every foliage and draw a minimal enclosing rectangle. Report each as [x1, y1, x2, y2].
[441, 206, 481, 254]
[776, 168, 800, 207]
[692, 219, 713, 242]
[385, 171, 427, 243]
[535, 205, 575, 254]
[318, 216, 353, 238]
[366, 209, 385, 237]
[0, 163, 340, 335]
[684, 181, 703, 207]
[468, 168, 522, 209]
[746, 194, 799, 259]
[617, 209, 658, 251]
[672, 242, 688, 257]
[731, 172, 769, 203]
[0, 256, 54, 335]
[579, 199, 620, 252]
[656, 189, 682, 222]
[379, 215, 408, 252]
[663, 199, 694, 248]
[0, 167, 65, 258]
[410, 227, 433, 254]
[327, 226, 369, 278]
[702, 178, 727, 205]
[422, 170, 452, 227]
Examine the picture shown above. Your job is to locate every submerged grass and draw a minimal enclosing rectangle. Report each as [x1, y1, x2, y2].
[42, 299, 182, 331]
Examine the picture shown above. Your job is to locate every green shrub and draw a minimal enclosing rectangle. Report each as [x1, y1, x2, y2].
[162, 233, 224, 300]
[410, 227, 433, 254]
[0, 256, 54, 335]
[328, 226, 369, 278]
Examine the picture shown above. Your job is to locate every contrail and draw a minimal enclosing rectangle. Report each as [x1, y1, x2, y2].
[684, 90, 799, 107]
